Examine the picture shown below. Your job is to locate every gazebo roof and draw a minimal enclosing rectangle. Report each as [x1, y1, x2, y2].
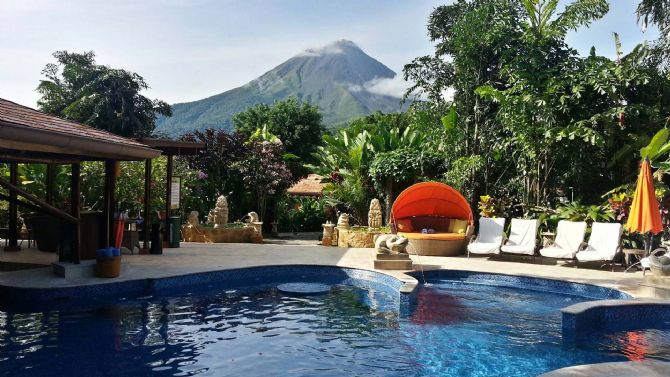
[0, 98, 160, 162]
[287, 174, 325, 196]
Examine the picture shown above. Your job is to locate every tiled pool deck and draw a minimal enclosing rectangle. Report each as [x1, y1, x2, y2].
[0, 242, 662, 298]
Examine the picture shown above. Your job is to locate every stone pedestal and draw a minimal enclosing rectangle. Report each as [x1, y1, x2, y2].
[322, 223, 335, 246]
[373, 252, 413, 270]
[246, 222, 263, 236]
[271, 222, 278, 237]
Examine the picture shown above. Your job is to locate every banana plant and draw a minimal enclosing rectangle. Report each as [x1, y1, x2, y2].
[640, 123, 670, 175]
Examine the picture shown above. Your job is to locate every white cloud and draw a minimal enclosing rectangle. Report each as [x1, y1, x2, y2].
[349, 75, 410, 98]
[295, 40, 353, 57]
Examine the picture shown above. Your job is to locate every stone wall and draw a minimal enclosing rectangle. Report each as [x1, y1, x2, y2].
[181, 225, 263, 244]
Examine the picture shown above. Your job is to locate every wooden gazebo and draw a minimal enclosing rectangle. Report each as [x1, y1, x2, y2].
[0, 98, 161, 264]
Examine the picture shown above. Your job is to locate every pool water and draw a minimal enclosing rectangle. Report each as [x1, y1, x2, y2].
[0, 276, 669, 377]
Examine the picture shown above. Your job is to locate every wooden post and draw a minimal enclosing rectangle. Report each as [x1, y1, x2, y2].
[164, 155, 173, 245]
[70, 163, 81, 264]
[4, 162, 20, 251]
[143, 158, 152, 252]
[46, 163, 55, 205]
[103, 160, 117, 247]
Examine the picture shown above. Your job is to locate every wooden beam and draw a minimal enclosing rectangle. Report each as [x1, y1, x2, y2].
[0, 150, 82, 164]
[70, 163, 81, 264]
[46, 163, 55, 204]
[143, 158, 152, 251]
[0, 176, 78, 224]
[103, 161, 117, 247]
[4, 163, 20, 251]
[164, 155, 173, 243]
[0, 193, 42, 212]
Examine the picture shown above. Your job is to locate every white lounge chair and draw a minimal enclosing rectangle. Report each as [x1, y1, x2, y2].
[575, 222, 623, 270]
[500, 219, 539, 255]
[467, 217, 506, 256]
[539, 220, 587, 260]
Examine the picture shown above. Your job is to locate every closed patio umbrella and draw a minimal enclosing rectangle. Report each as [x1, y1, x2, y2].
[625, 158, 663, 255]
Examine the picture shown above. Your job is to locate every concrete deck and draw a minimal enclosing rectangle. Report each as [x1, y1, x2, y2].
[538, 361, 670, 377]
[0, 242, 661, 298]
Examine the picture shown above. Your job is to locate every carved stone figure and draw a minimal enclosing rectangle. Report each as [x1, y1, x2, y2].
[337, 213, 350, 229]
[374, 234, 409, 255]
[245, 211, 260, 223]
[322, 222, 335, 246]
[182, 211, 208, 242]
[207, 195, 229, 228]
[368, 199, 383, 229]
[187, 211, 200, 226]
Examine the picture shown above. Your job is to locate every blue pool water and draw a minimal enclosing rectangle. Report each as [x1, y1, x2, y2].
[0, 270, 669, 377]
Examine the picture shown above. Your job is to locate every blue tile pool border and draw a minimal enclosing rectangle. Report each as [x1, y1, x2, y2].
[561, 299, 670, 343]
[408, 269, 632, 300]
[0, 265, 415, 312]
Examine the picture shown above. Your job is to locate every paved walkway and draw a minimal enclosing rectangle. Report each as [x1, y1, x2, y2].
[0, 242, 658, 298]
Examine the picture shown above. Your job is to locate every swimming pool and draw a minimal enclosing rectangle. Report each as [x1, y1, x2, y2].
[0, 267, 668, 377]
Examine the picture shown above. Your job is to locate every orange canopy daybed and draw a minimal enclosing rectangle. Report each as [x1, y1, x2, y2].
[391, 182, 474, 256]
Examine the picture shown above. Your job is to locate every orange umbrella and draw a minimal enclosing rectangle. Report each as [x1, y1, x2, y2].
[625, 158, 663, 253]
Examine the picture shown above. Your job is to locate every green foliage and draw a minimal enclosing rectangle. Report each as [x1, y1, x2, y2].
[405, 0, 670, 211]
[443, 155, 484, 200]
[535, 201, 614, 233]
[277, 196, 328, 232]
[37, 51, 171, 137]
[478, 195, 502, 217]
[369, 148, 444, 184]
[637, 0, 670, 65]
[308, 112, 440, 223]
[233, 97, 325, 165]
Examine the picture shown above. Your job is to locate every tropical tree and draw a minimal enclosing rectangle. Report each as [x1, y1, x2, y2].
[37, 51, 171, 137]
[637, 0, 670, 64]
[232, 97, 325, 165]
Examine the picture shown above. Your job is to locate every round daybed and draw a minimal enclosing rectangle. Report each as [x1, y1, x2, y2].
[391, 182, 474, 256]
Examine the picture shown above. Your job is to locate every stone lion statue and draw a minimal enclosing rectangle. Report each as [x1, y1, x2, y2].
[337, 213, 350, 229]
[375, 234, 409, 255]
[245, 211, 260, 223]
[368, 199, 382, 229]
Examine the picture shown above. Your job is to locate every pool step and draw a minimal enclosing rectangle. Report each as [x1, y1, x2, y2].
[373, 258, 413, 270]
[52, 260, 95, 280]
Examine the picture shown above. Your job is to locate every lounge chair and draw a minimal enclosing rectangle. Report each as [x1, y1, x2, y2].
[467, 217, 506, 256]
[539, 220, 587, 260]
[500, 219, 539, 255]
[575, 222, 623, 270]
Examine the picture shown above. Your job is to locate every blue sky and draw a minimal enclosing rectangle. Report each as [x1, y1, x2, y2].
[0, 0, 659, 107]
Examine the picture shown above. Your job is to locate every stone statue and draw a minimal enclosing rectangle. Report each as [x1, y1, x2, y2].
[182, 211, 208, 242]
[245, 211, 260, 223]
[187, 211, 200, 226]
[375, 234, 409, 255]
[207, 195, 229, 228]
[368, 199, 383, 229]
[337, 213, 350, 229]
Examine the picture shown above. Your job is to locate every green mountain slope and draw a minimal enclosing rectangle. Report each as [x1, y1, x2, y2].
[155, 40, 406, 135]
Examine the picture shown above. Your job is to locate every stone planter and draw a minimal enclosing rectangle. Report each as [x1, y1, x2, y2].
[336, 226, 381, 248]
